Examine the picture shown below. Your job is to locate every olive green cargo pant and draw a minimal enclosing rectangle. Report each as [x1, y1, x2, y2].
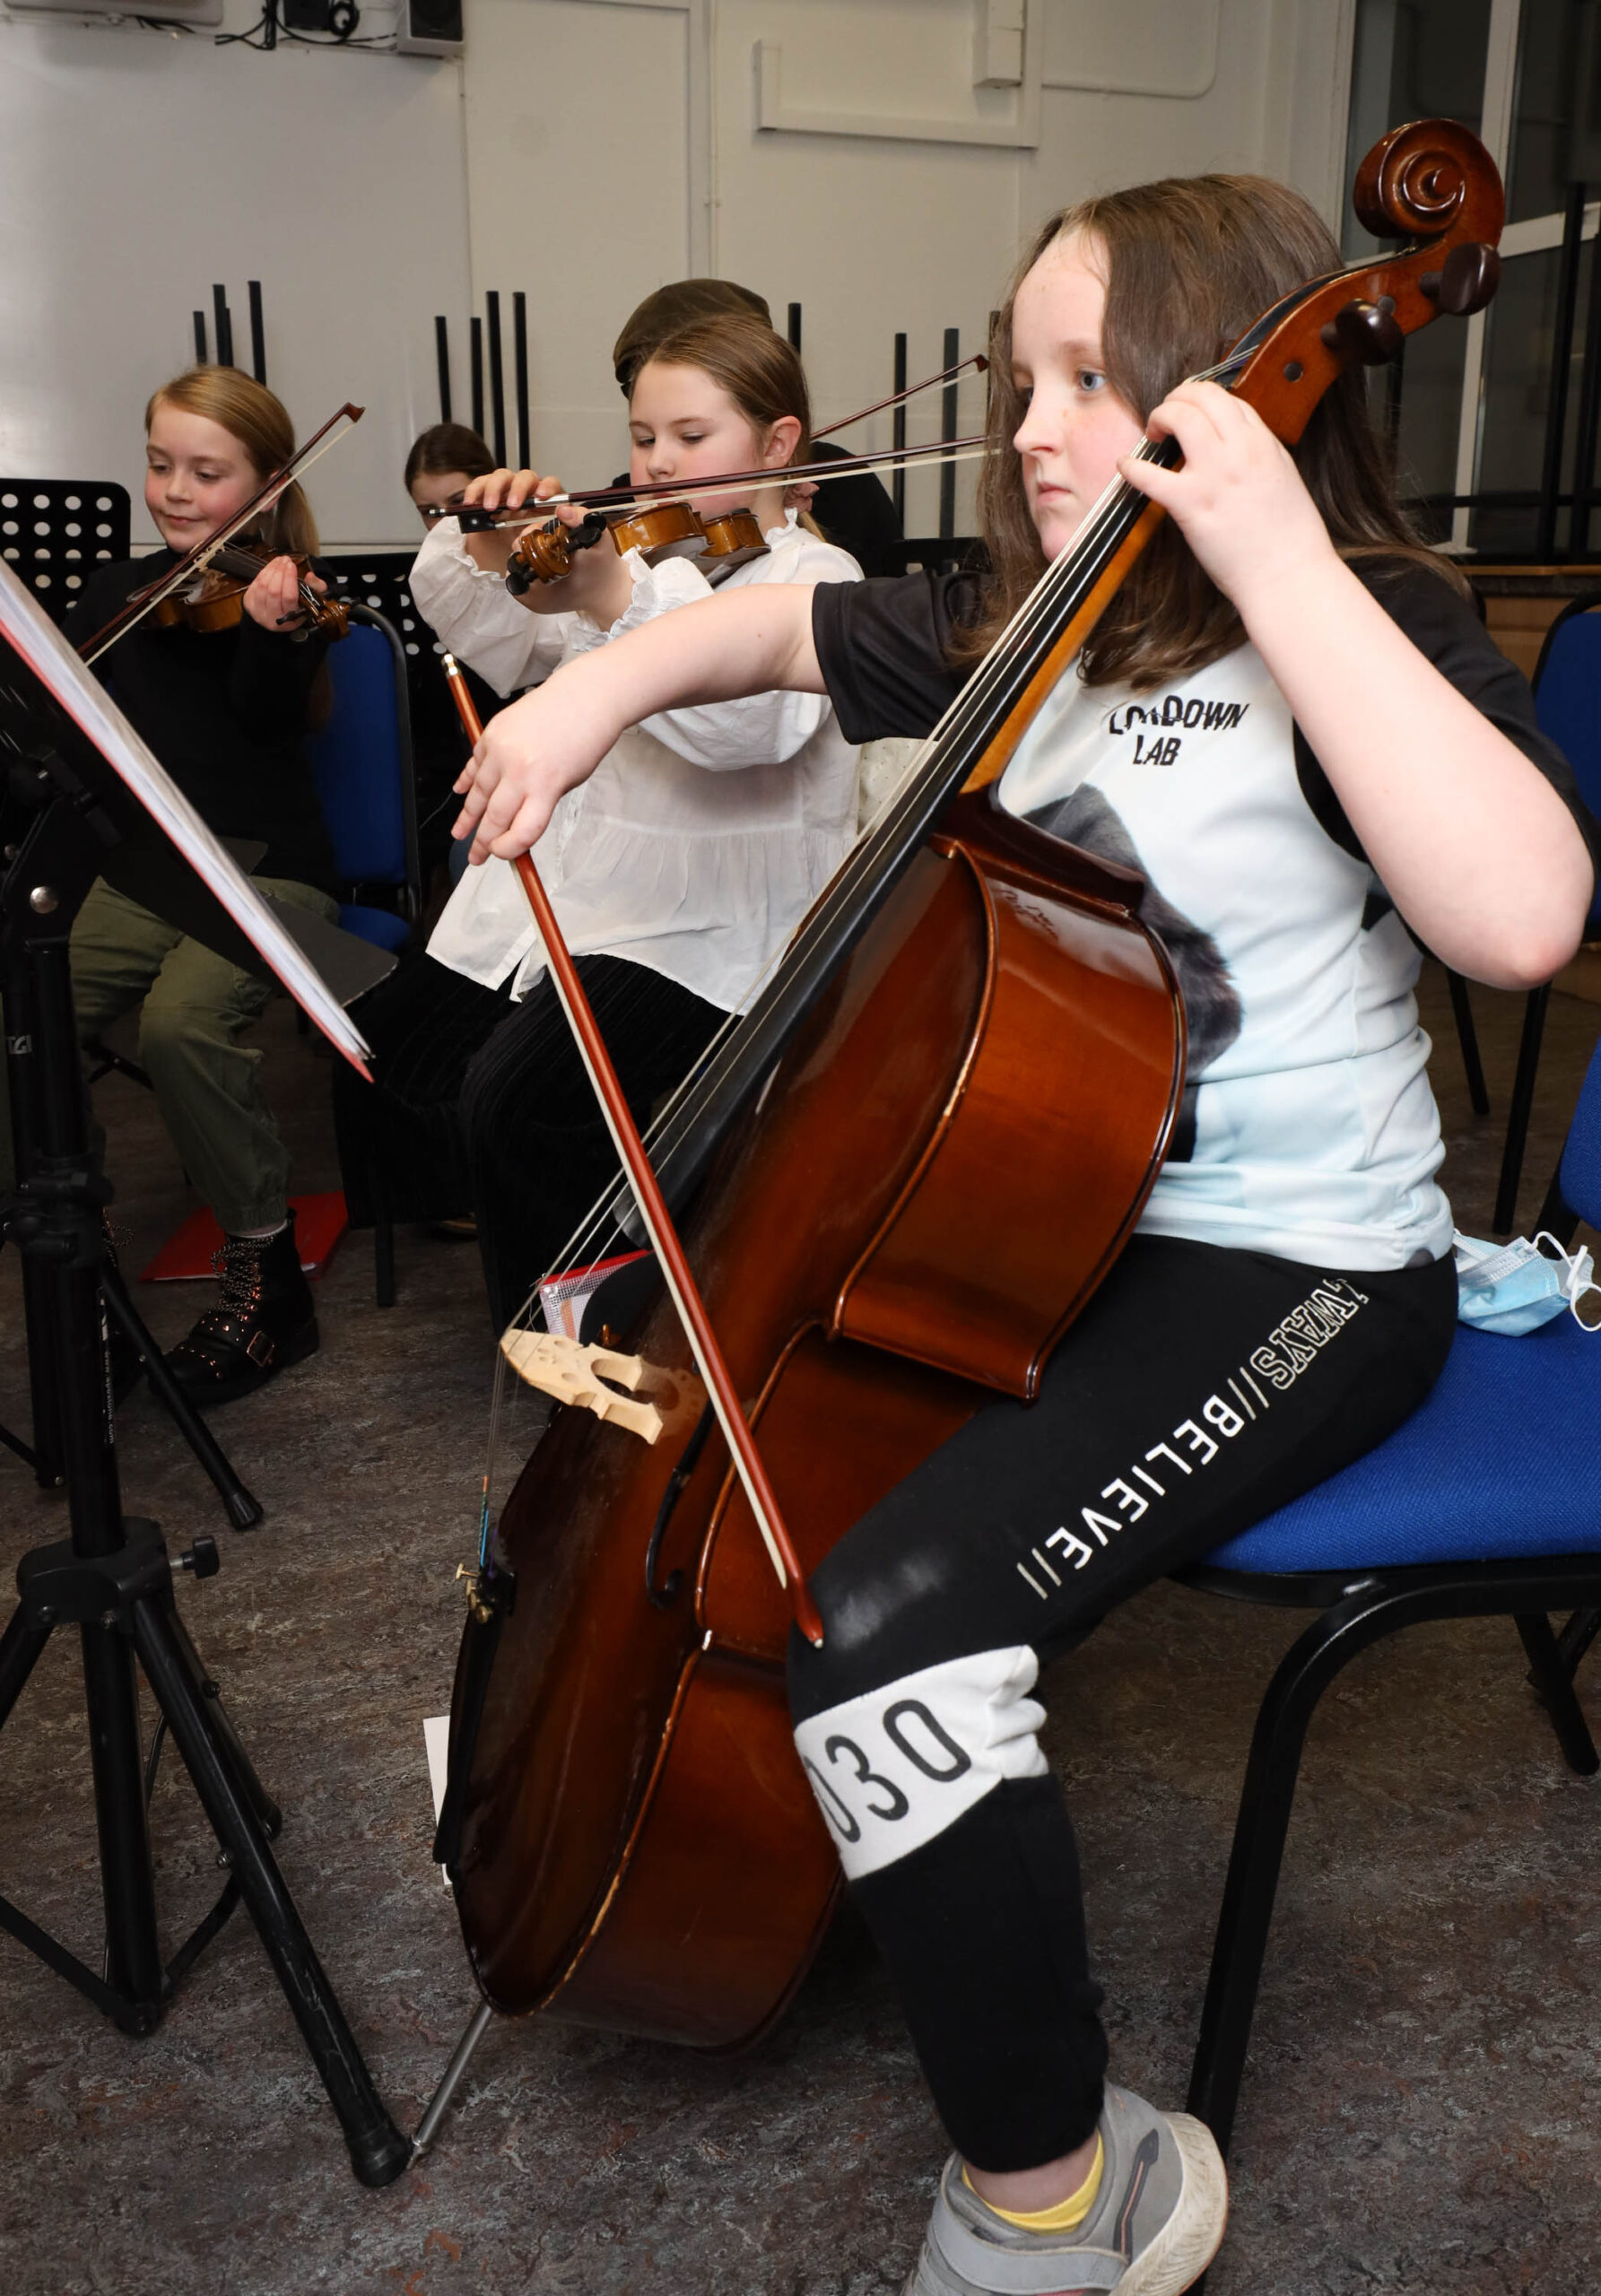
[1, 875, 337, 1236]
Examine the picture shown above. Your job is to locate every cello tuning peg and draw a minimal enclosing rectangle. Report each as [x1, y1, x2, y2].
[1419, 242, 1501, 317]
[1319, 296, 1405, 367]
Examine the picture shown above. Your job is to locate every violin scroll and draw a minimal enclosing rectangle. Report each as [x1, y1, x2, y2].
[504, 513, 608, 595]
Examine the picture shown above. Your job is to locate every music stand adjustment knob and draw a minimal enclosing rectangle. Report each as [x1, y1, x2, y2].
[179, 1535, 221, 1580]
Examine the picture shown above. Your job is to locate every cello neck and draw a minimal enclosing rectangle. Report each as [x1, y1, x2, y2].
[597, 444, 1179, 1238]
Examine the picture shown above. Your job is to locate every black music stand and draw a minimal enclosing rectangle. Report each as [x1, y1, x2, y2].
[0, 574, 410, 2187]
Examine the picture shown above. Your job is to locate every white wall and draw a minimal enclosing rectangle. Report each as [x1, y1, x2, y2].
[0, 1, 469, 551]
[0, 0, 1353, 549]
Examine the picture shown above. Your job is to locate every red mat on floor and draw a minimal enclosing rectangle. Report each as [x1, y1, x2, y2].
[138, 1190, 349, 1283]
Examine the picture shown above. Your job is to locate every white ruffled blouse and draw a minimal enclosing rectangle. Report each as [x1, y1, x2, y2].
[409, 510, 862, 1010]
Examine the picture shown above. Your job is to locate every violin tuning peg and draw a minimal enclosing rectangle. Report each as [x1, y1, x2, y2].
[1319, 296, 1405, 367]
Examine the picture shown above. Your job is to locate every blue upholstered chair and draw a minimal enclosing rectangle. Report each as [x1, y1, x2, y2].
[1487, 596, 1601, 1229]
[307, 604, 420, 955]
[1177, 1035, 1601, 2161]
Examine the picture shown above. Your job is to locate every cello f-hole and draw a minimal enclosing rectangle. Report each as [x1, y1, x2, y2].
[645, 1403, 714, 1607]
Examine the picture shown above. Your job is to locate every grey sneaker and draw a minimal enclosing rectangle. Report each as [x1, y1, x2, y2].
[904, 2085, 1228, 2295]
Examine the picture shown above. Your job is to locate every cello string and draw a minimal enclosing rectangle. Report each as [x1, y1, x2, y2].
[526, 440, 1179, 1299]
[513, 351, 1249, 1300]
[640, 348, 1248, 1040]
[522, 455, 1164, 1306]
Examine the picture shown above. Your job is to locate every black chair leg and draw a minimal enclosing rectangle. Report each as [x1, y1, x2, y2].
[369, 1163, 396, 1310]
[1536, 1171, 1579, 1246]
[1186, 1605, 1377, 2160]
[1556, 1607, 1601, 1680]
[1445, 970, 1491, 1117]
[1493, 984, 1551, 1233]
[1516, 1613, 1600, 1774]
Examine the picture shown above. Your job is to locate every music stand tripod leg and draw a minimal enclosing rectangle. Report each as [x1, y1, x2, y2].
[0, 761, 409, 2184]
[99, 1255, 264, 1530]
[165, 1597, 282, 1836]
[4, 1180, 65, 1492]
[131, 1589, 410, 2185]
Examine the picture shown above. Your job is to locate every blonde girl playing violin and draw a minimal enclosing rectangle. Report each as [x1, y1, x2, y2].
[454, 175, 1597, 2296]
[52, 367, 341, 1405]
[335, 313, 860, 1332]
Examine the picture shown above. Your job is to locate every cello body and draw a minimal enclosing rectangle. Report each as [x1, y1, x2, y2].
[448, 796, 1184, 2046]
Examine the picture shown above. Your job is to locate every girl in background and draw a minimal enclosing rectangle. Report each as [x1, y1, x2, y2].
[335, 313, 861, 1329]
[62, 367, 340, 1405]
[405, 421, 496, 532]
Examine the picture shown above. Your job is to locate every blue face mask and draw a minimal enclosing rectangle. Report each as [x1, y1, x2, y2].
[1454, 1230, 1601, 1337]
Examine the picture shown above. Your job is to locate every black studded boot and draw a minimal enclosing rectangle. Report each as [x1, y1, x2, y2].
[164, 1212, 318, 1408]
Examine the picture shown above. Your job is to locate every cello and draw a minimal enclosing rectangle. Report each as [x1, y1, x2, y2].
[436, 120, 1504, 2054]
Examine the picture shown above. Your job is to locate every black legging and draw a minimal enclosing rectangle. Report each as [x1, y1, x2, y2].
[786, 1235, 1458, 2172]
[334, 951, 725, 1328]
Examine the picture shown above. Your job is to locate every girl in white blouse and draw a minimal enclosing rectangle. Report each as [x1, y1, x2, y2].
[332, 314, 860, 1328]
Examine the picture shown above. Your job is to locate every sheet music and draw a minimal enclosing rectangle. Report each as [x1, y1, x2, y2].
[0, 559, 371, 1073]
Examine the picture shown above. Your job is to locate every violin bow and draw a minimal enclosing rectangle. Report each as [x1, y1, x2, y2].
[457, 430, 991, 535]
[77, 402, 364, 666]
[441, 655, 825, 1648]
[812, 349, 988, 441]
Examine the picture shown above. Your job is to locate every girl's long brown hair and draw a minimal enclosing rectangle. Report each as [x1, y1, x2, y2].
[144, 366, 318, 555]
[968, 173, 1456, 688]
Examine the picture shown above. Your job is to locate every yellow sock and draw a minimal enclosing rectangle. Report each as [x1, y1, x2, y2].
[963, 2132, 1104, 2232]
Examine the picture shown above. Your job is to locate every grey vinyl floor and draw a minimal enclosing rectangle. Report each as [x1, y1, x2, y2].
[1, 963, 1598, 2296]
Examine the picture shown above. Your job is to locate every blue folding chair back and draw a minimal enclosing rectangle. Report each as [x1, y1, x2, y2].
[307, 608, 419, 955]
[1485, 598, 1601, 1229]
[1533, 601, 1601, 849]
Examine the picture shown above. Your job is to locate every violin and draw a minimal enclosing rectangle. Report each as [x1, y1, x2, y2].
[143, 542, 352, 641]
[435, 120, 1504, 2052]
[76, 402, 363, 666]
[483, 352, 993, 593]
[500, 500, 770, 595]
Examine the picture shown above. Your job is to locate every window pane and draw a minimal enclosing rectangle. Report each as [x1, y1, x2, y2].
[1469, 244, 1593, 554]
[1505, 0, 1601, 224]
[1386, 320, 1472, 542]
[1343, 0, 1491, 257]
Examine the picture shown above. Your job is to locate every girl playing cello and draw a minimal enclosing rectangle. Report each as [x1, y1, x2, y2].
[452, 171, 1598, 2294]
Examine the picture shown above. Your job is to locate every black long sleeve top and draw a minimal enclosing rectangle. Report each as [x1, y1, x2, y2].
[64, 552, 340, 896]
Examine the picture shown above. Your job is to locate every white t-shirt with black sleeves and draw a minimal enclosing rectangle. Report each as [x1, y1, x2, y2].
[809, 561, 1601, 1274]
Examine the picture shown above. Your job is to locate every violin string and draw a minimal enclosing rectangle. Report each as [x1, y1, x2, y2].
[512, 353, 1248, 1304]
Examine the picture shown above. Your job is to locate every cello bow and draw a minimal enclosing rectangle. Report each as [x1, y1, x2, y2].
[439, 654, 823, 1647]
